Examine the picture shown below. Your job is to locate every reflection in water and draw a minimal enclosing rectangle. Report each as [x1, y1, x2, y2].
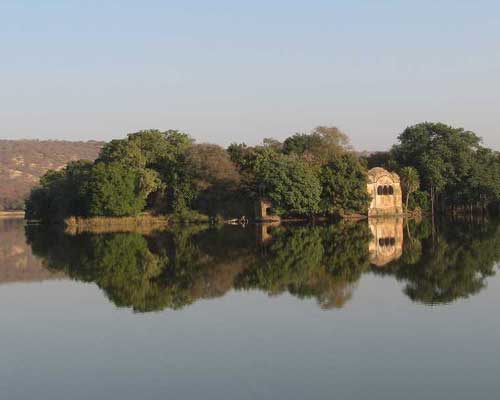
[0, 219, 65, 284]
[239, 223, 372, 309]
[375, 219, 500, 305]
[1, 217, 496, 312]
[25, 222, 373, 312]
[256, 221, 281, 245]
[368, 217, 404, 267]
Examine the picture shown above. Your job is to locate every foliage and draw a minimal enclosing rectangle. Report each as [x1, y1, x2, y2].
[391, 122, 500, 211]
[283, 126, 351, 165]
[96, 129, 194, 214]
[228, 127, 369, 218]
[85, 162, 160, 217]
[25, 160, 94, 221]
[183, 144, 249, 218]
[253, 150, 322, 216]
[320, 153, 371, 216]
[408, 190, 430, 212]
[363, 151, 397, 170]
[26, 160, 160, 220]
[25, 121, 500, 221]
[399, 166, 420, 212]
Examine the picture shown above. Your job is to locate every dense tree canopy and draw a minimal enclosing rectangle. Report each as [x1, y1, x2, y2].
[390, 122, 500, 212]
[252, 150, 322, 215]
[25, 160, 93, 221]
[320, 153, 371, 216]
[26, 122, 499, 221]
[85, 162, 160, 217]
[283, 126, 351, 164]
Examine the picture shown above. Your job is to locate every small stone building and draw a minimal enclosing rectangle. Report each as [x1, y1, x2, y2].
[367, 167, 403, 217]
[368, 217, 404, 267]
[255, 198, 281, 222]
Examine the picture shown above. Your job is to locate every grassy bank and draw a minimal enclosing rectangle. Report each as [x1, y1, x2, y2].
[0, 211, 25, 219]
[64, 214, 169, 234]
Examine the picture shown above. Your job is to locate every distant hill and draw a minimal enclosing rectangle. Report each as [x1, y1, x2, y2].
[0, 139, 104, 210]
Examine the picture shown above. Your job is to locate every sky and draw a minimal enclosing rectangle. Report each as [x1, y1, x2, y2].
[1, 0, 499, 151]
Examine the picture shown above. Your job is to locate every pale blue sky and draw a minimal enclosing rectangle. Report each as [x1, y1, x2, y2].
[1, 1, 499, 150]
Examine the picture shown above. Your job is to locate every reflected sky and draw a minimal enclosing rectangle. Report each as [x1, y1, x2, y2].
[1, 218, 500, 399]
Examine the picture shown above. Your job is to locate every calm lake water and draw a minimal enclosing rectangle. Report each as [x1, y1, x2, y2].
[1, 217, 500, 400]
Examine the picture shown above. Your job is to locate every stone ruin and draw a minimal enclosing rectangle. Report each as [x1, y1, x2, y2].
[367, 167, 404, 217]
[255, 198, 281, 222]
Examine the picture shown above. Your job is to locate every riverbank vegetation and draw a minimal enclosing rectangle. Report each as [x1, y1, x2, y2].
[26, 122, 500, 223]
[64, 214, 169, 234]
[0, 211, 25, 218]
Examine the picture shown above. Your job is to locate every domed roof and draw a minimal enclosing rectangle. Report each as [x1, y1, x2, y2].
[367, 167, 400, 183]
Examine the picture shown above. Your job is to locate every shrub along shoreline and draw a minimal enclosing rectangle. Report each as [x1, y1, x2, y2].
[64, 214, 170, 234]
[0, 211, 25, 218]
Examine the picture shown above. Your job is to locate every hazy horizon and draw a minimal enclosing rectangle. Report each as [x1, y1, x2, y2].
[1, 1, 499, 151]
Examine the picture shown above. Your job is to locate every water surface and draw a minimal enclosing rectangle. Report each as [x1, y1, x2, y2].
[1, 218, 500, 400]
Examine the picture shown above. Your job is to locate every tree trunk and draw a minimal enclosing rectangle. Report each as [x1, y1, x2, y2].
[431, 186, 436, 244]
[430, 186, 435, 217]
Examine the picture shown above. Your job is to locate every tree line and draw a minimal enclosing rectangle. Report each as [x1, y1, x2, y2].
[25, 122, 500, 221]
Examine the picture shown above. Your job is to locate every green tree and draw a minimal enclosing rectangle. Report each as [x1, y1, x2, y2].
[253, 150, 322, 216]
[96, 129, 194, 214]
[25, 160, 93, 221]
[85, 162, 159, 217]
[320, 153, 371, 216]
[465, 148, 500, 211]
[400, 166, 420, 212]
[391, 122, 485, 213]
[283, 126, 350, 164]
[97, 139, 146, 168]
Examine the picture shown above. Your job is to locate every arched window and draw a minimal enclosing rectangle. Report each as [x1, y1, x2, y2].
[377, 186, 383, 195]
[388, 186, 394, 195]
[383, 186, 388, 195]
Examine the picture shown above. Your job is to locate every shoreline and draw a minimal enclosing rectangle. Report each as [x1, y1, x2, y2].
[0, 211, 25, 219]
[64, 215, 169, 234]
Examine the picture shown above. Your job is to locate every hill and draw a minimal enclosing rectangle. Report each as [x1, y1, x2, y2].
[0, 139, 104, 210]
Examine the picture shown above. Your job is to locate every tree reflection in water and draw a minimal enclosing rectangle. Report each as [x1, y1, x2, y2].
[25, 217, 500, 312]
[374, 219, 500, 305]
[236, 223, 372, 309]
